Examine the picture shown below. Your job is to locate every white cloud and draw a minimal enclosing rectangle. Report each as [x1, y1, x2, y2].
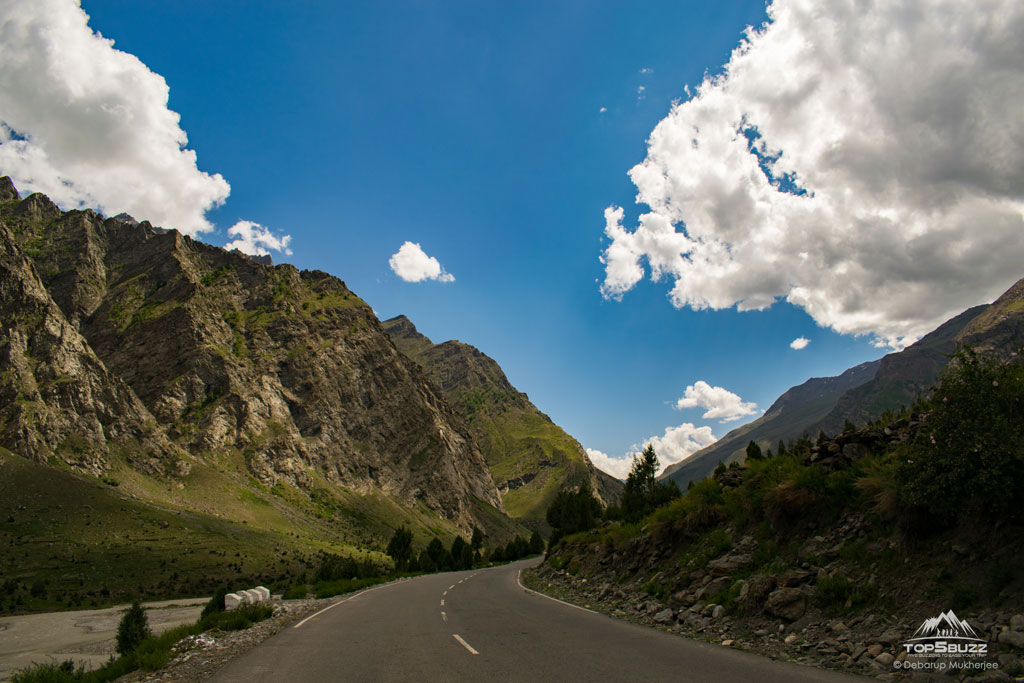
[599, 107, 608, 113]
[636, 85, 646, 101]
[586, 447, 632, 480]
[224, 220, 292, 257]
[388, 241, 455, 283]
[674, 381, 758, 423]
[601, 0, 1024, 349]
[790, 336, 810, 350]
[639, 423, 718, 475]
[590, 422, 720, 479]
[0, 0, 230, 234]
[640, 67, 654, 75]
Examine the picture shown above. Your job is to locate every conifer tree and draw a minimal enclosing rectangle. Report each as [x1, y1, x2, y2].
[116, 602, 151, 656]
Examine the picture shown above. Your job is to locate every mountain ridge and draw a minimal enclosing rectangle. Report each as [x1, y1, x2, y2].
[0, 177, 518, 544]
[382, 314, 622, 529]
[659, 276, 1024, 490]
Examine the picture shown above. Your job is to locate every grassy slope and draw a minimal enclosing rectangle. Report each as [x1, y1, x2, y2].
[0, 442, 515, 615]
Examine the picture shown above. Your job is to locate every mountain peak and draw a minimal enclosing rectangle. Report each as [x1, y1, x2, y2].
[0, 176, 20, 202]
[383, 314, 433, 346]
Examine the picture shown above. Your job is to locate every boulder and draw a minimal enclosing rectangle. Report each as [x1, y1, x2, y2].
[764, 587, 807, 621]
[707, 553, 753, 577]
[998, 628, 1024, 650]
[695, 576, 731, 601]
[653, 608, 674, 625]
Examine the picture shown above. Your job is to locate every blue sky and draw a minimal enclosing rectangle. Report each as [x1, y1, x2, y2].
[3, 1, 1022, 478]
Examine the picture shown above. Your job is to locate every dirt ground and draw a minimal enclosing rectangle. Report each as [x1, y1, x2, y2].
[0, 598, 207, 681]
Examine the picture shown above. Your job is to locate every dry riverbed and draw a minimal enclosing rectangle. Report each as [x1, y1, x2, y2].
[0, 599, 206, 681]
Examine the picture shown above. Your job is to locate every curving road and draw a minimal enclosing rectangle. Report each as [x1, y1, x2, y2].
[211, 559, 864, 682]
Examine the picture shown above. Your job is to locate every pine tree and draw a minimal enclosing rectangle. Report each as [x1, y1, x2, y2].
[450, 536, 473, 570]
[528, 530, 544, 555]
[386, 526, 414, 572]
[620, 445, 679, 521]
[116, 602, 151, 655]
[745, 440, 763, 461]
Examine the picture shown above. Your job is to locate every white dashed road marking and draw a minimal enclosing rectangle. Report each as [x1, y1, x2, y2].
[453, 634, 479, 655]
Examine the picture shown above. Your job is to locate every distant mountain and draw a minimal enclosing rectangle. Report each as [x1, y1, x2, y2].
[661, 275, 1024, 490]
[808, 305, 987, 437]
[0, 177, 520, 547]
[383, 315, 622, 529]
[660, 360, 881, 489]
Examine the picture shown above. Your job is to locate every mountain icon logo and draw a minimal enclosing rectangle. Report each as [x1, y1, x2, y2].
[909, 610, 982, 641]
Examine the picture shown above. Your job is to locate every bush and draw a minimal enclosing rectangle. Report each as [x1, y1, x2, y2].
[200, 586, 228, 619]
[11, 660, 84, 683]
[814, 574, 876, 615]
[116, 602, 151, 656]
[199, 603, 273, 631]
[282, 584, 308, 600]
[897, 348, 1024, 519]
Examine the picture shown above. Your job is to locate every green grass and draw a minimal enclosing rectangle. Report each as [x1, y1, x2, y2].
[0, 451, 368, 614]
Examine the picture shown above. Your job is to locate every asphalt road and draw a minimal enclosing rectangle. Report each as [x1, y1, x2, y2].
[211, 559, 865, 682]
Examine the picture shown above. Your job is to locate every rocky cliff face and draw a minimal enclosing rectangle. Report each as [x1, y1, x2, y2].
[382, 315, 622, 527]
[0, 178, 504, 533]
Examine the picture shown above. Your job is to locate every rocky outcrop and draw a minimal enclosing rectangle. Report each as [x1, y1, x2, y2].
[0, 214, 175, 476]
[0, 178, 505, 533]
[382, 314, 622, 526]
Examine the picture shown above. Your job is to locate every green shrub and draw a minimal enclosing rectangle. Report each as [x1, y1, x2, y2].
[199, 603, 273, 631]
[641, 578, 668, 600]
[11, 660, 84, 683]
[896, 348, 1024, 519]
[283, 584, 308, 600]
[814, 574, 876, 615]
[201, 587, 228, 619]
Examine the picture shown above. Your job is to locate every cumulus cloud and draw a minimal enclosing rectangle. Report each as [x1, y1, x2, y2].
[639, 422, 718, 475]
[600, 0, 1024, 348]
[674, 381, 758, 423]
[599, 107, 608, 113]
[224, 221, 292, 257]
[586, 447, 632, 480]
[590, 421, 720, 479]
[639, 67, 654, 75]
[388, 241, 455, 283]
[790, 336, 810, 350]
[0, 0, 230, 234]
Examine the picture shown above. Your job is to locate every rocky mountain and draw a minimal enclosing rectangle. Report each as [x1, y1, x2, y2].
[661, 275, 1024, 490]
[808, 304, 988, 437]
[382, 315, 622, 528]
[0, 177, 515, 541]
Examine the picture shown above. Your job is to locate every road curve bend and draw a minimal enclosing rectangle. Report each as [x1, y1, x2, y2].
[211, 559, 864, 682]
